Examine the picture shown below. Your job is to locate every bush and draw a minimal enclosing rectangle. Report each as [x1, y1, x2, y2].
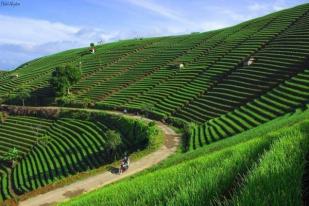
[182, 123, 196, 152]
[82, 97, 92, 108]
[56, 94, 77, 106]
[1, 147, 20, 168]
[106, 130, 122, 149]
[148, 121, 156, 127]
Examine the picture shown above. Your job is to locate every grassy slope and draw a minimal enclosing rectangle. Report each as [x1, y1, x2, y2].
[224, 121, 309, 206]
[0, 3, 308, 204]
[61, 109, 309, 206]
[0, 3, 308, 152]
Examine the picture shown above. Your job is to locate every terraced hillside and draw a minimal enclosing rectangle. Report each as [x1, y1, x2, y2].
[0, 3, 309, 206]
[0, 3, 308, 151]
[62, 107, 309, 206]
[0, 110, 161, 202]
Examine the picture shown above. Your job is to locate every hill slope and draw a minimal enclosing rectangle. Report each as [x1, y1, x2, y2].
[0, 109, 163, 202]
[0, 3, 309, 150]
[0, 3, 309, 205]
[61, 108, 309, 206]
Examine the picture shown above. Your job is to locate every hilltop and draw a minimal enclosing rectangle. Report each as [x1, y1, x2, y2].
[0, 3, 309, 205]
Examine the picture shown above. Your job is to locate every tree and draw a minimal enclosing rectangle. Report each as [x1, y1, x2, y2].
[90, 43, 96, 54]
[15, 85, 31, 106]
[106, 130, 122, 150]
[50, 66, 69, 96]
[66, 65, 81, 94]
[82, 97, 92, 108]
[50, 64, 81, 97]
[1, 147, 20, 168]
[105, 130, 122, 160]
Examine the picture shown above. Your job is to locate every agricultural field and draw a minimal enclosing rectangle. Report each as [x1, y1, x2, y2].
[61, 108, 309, 206]
[0, 2, 308, 206]
[0, 108, 162, 203]
[0, 4, 308, 143]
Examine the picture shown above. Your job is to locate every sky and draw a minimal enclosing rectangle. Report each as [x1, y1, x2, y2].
[0, 0, 308, 70]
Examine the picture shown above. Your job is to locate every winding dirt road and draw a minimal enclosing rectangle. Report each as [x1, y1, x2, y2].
[18, 110, 180, 206]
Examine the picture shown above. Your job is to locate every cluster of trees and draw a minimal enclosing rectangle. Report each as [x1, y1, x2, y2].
[6, 84, 31, 106]
[3, 63, 81, 106]
[50, 64, 81, 97]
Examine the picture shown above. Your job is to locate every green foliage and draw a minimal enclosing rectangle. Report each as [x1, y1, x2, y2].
[0, 110, 163, 202]
[0, 4, 309, 203]
[140, 103, 153, 117]
[61, 112, 309, 206]
[50, 66, 70, 96]
[38, 134, 52, 147]
[0, 112, 7, 123]
[66, 64, 82, 86]
[146, 123, 163, 150]
[105, 130, 122, 151]
[14, 85, 31, 106]
[182, 122, 196, 152]
[56, 94, 77, 106]
[61, 129, 273, 206]
[148, 121, 156, 127]
[224, 121, 309, 206]
[1, 147, 20, 161]
[82, 97, 92, 108]
[50, 64, 81, 97]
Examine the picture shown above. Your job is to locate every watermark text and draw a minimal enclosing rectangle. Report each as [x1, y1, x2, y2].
[1, 1, 21, 7]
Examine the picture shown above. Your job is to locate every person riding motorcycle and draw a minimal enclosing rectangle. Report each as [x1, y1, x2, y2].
[119, 153, 130, 174]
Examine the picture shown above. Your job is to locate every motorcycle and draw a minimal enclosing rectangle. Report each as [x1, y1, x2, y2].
[119, 159, 129, 174]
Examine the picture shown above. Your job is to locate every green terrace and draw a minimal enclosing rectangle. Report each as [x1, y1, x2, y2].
[0, 4, 308, 150]
[0, 110, 161, 201]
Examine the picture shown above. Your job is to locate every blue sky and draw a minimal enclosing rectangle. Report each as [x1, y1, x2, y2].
[0, 0, 307, 70]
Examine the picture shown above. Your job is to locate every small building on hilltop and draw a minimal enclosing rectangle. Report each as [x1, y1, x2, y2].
[9, 73, 19, 79]
[168, 62, 185, 70]
[245, 57, 256, 66]
[89, 42, 96, 54]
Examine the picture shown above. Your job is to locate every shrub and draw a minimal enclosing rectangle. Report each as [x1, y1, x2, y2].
[182, 123, 196, 152]
[82, 97, 92, 108]
[1, 147, 20, 168]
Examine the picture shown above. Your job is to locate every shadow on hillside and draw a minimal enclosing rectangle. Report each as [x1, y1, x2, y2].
[29, 86, 55, 106]
[4, 86, 55, 106]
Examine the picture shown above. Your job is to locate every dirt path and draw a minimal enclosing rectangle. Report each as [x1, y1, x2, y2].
[18, 110, 180, 206]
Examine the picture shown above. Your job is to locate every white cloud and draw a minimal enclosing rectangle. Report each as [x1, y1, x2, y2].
[200, 21, 229, 31]
[123, 0, 196, 26]
[0, 15, 79, 46]
[272, 0, 288, 11]
[0, 14, 123, 69]
[220, 10, 252, 21]
[247, 0, 288, 13]
[248, 2, 268, 12]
